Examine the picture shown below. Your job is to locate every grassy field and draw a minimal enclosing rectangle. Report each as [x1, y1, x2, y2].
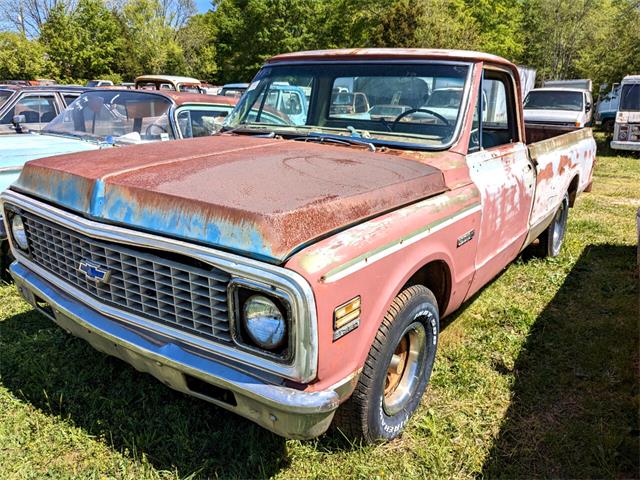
[0, 136, 638, 479]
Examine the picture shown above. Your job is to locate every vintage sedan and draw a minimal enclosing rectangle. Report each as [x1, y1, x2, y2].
[0, 85, 89, 134]
[0, 89, 237, 273]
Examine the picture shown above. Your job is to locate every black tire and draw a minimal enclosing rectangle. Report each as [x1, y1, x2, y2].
[333, 285, 439, 443]
[602, 118, 614, 133]
[0, 240, 13, 281]
[539, 192, 569, 258]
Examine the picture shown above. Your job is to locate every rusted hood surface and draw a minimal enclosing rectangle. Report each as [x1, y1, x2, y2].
[14, 136, 447, 262]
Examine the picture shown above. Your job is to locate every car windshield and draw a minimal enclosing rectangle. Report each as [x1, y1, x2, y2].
[0, 89, 12, 107]
[524, 90, 583, 111]
[224, 62, 470, 149]
[178, 83, 202, 93]
[43, 90, 174, 144]
[619, 83, 640, 111]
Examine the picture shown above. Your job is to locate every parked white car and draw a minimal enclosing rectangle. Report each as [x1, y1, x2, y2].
[524, 87, 593, 128]
[611, 75, 640, 152]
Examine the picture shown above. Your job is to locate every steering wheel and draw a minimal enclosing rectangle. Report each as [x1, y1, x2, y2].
[145, 123, 168, 136]
[391, 108, 451, 130]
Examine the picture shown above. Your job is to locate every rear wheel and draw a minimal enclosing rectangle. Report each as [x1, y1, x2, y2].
[539, 192, 569, 257]
[333, 285, 439, 443]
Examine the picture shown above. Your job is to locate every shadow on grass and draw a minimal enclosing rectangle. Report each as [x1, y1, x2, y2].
[0, 310, 288, 478]
[482, 244, 639, 478]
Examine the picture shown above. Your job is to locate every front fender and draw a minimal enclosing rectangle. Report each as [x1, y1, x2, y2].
[285, 185, 481, 392]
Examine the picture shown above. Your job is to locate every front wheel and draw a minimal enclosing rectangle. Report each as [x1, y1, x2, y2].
[540, 192, 569, 257]
[333, 285, 439, 443]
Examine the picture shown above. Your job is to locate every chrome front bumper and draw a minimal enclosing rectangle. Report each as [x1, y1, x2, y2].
[611, 140, 640, 151]
[11, 261, 341, 439]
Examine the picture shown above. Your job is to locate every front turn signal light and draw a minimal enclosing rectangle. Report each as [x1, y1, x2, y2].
[334, 296, 361, 330]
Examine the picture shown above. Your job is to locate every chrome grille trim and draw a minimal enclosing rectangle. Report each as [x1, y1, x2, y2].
[2, 189, 318, 383]
[22, 211, 233, 343]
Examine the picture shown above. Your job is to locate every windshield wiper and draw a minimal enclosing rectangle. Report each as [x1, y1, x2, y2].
[220, 123, 277, 136]
[293, 132, 376, 152]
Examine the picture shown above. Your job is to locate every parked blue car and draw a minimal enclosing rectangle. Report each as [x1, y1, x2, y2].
[0, 88, 238, 274]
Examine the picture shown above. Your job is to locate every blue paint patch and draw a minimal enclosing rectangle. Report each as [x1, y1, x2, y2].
[101, 191, 275, 261]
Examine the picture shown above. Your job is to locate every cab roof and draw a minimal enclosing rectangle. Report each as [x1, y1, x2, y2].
[267, 48, 515, 68]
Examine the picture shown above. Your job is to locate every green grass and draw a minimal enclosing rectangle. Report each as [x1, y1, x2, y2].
[1, 135, 638, 479]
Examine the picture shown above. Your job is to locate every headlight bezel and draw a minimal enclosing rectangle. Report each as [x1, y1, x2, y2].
[228, 278, 295, 363]
[11, 215, 29, 250]
[3, 206, 29, 252]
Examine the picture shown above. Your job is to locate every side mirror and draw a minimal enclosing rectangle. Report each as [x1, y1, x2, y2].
[12, 114, 26, 125]
[586, 102, 592, 111]
[12, 114, 26, 133]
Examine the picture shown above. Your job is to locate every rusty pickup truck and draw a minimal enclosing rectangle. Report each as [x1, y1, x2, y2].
[1, 49, 596, 443]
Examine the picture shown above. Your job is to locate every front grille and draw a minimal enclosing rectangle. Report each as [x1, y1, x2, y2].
[21, 211, 233, 343]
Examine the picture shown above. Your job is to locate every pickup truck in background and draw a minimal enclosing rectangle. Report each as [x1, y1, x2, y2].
[1, 49, 596, 443]
[523, 87, 594, 137]
[611, 75, 640, 152]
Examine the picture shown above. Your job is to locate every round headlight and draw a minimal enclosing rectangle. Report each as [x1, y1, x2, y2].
[11, 215, 28, 250]
[242, 295, 286, 350]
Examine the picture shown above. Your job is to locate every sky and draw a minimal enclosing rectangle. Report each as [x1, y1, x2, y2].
[195, 0, 212, 13]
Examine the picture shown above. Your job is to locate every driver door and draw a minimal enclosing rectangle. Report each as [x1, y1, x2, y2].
[466, 67, 536, 296]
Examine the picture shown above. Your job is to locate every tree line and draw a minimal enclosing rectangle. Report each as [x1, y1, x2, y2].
[0, 0, 638, 91]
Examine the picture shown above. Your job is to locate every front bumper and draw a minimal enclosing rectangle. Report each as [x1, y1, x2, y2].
[610, 140, 640, 151]
[10, 261, 340, 439]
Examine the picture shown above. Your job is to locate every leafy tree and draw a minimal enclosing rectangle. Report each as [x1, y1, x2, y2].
[466, 0, 524, 59]
[120, 0, 183, 77]
[521, 0, 601, 81]
[212, 0, 321, 82]
[574, 0, 640, 89]
[176, 12, 218, 80]
[413, 0, 480, 50]
[40, 0, 123, 81]
[0, 32, 53, 79]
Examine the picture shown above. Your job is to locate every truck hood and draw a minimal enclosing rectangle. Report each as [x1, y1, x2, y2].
[523, 109, 583, 124]
[13, 135, 447, 263]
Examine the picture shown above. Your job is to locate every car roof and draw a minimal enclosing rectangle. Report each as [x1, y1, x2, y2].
[78, 88, 238, 107]
[267, 48, 515, 67]
[621, 75, 640, 84]
[0, 85, 90, 92]
[135, 75, 201, 84]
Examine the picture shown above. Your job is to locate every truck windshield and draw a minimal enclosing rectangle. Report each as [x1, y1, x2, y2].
[43, 90, 174, 144]
[619, 84, 640, 111]
[224, 63, 471, 149]
[524, 90, 583, 111]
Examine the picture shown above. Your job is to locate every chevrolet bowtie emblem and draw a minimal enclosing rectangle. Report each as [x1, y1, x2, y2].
[78, 259, 111, 284]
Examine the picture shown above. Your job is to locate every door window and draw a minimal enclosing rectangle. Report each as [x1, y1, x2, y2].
[63, 94, 80, 106]
[469, 71, 518, 151]
[1, 95, 57, 124]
